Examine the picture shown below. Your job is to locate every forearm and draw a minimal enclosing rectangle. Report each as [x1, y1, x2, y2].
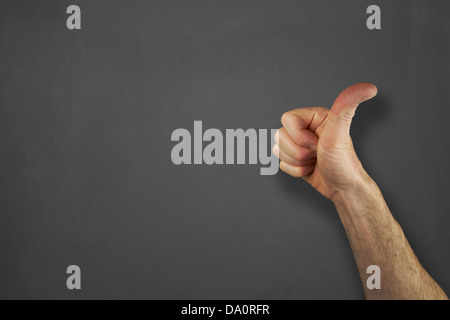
[332, 171, 448, 300]
[277, 83, 448, 299]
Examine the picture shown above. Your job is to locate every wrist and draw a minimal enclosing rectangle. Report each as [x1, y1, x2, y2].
[331, 169, 373, 207]
[331, 170, 391, 224]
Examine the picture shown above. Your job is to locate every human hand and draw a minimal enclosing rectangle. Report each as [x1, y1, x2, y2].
[273, 83, 378, 201]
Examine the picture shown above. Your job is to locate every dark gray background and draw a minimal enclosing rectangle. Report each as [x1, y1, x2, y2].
[0, 0, 449, 299]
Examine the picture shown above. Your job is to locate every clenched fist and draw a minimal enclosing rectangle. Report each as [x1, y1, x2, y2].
[273, 83, 378, 201]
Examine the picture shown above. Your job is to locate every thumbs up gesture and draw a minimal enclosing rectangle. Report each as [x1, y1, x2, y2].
[273, 83, 378, 201]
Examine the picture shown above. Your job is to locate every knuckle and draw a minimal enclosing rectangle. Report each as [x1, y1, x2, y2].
[272, 144, 279, 157]
[293, 147, 305, 161]
[281, 111, 293, 126]
[292, 132, 304, 146]
[293, 166, 304, 178]
[341, 110, 355, 122]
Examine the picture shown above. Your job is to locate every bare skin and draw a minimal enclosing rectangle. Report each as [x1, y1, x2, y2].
[273, 83, 448, 300]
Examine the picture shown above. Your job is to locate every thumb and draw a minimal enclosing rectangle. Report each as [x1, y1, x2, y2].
[326, 83, 378, 144]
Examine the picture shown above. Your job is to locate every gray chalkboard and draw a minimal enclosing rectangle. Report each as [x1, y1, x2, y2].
[0, 0, 449, 299]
